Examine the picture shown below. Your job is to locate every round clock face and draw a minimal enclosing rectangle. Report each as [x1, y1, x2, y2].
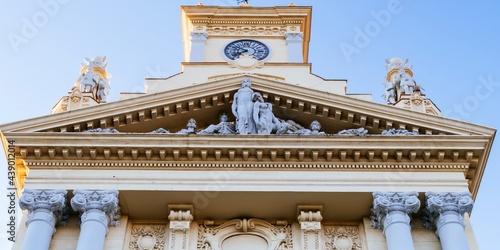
[224, 39, 270, 60]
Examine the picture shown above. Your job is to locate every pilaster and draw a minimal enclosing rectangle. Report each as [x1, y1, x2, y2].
[297, 207, 323, 250]
[71, 189, 120, 250]
[167, 206, 194, 250]
[285, 32, 304, 63]
[189, 32, 208, 62]
[371, 191, 420, 250]
[19, 189, 67, 250]
[423, 192, 473, 250]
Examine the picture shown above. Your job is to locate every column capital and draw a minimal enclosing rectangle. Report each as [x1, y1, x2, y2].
[190, 32, 208, 42]
[19, 189, 68, 226]
[422, 192, 473, 230]
[371, 191, 420, 230]
[71, 189, 120, 227]
[285, 32, 304, 42]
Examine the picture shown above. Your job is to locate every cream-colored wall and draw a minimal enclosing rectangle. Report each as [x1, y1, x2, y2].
[145, 64, 347, 95]
[204, 37, 288, 63]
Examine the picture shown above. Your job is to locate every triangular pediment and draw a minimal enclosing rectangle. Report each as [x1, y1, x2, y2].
[1, 75, 496, 198]
[0, 75, 495, 136]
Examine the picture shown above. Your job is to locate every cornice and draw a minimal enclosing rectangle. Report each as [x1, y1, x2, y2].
[7, 132, 484, 168]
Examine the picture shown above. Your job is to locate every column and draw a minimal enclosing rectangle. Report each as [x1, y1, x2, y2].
[189, 32, 208, 62]
[423, 192, 473, 250]
[285, 32, 304, 63]
[167, 209, 193, 250]
[371, 191, 420, 250]
[19, 189, 67, 250]
[71, 189, 120, 250]
[297, 208, 323, 250]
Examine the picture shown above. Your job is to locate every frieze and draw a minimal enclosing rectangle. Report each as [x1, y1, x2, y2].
[206, 25, 287, 36]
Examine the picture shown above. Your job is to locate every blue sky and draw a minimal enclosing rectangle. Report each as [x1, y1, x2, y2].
[0, 0, 499, 249]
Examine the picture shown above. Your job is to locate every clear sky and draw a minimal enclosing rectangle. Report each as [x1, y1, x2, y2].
[0, 0, 499, 249]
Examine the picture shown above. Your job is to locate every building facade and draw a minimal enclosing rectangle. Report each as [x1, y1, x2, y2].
[0, 3, 495, 250]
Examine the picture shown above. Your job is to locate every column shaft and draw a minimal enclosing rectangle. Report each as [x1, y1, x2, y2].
[383, 211, 415, 250]
[22, 210, 56, 250]
[76, 209, 109, 250]
[437, 212, 469, 250]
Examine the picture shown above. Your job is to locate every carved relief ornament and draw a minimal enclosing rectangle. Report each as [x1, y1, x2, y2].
[197, 218, 292, 250]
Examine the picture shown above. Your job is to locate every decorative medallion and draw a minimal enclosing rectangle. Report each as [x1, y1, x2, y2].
[129, 225, 166, 250]
[324, 226, 362, 250]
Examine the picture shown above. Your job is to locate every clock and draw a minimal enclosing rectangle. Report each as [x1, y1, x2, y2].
[223, 39, 270, 60]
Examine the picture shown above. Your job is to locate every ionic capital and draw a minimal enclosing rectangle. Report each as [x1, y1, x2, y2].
[71, 189, 120, 227]
[422, 192, 473, 230]
[371, 191, 420, 230]
[19, 189, 68, 227]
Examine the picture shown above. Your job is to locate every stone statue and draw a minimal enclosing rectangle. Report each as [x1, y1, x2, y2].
[394, 68, 416, 94]
[253, 93, 281, 134]
[383, 81, 397, 104]
[338, 127, 368, 136]
[198, 113, 236, 135]
[381, 128, 419, 135]
[74, 56, 111, 103]
[177, 118, 197, 134]
[293, 120, 326, 135]
[231, 78, 257, 134]
[150, 128, 170, 134]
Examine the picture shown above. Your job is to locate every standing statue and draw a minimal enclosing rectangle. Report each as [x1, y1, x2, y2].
[231, 78, 257, 134]
[252, 93, 281, 134]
